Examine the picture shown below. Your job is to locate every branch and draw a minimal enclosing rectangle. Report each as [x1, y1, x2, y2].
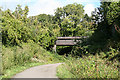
[8, 11, 16, 19]
[114, 24, 120, 33]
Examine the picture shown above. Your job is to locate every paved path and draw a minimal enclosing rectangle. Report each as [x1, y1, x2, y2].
[13, 63, 62, 78]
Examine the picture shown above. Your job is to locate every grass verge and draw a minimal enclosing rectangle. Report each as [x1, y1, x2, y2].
[57, 55, 119, 78]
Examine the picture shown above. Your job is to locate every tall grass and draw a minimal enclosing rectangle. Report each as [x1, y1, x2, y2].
[2, 42, 65, 77]
[57, 54, 119, 78]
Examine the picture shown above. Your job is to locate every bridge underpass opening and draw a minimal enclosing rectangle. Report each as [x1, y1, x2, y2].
[55, 46, 73, 55]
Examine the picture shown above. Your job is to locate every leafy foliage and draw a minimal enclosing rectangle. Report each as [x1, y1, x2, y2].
[28, 14, 60, 49]
[1, 5, 60, 49]
[54, 3, 93, 37]
[1, 6, 30, 45]
[73, 1, 120, 56]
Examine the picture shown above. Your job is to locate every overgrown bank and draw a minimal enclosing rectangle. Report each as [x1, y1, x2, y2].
[2, 42, 65, 78]
[57, 54, 119, 78]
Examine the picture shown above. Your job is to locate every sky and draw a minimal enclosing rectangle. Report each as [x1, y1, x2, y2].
[0, 0, 101, 17]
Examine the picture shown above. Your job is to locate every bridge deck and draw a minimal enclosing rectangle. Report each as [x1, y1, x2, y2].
[56, 40, 81, 46]
[53, 36, 88, 53]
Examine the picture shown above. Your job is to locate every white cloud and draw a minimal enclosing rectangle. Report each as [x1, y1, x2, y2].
[1, 0, 17, 2]
[0, 0, 34, 11]
[0, 0, 62, 16]
[28, 0, 62, 16]
[66, 0, 100, 3]
[84, 4, 95, 16]
[1, 0, 33, 3]
[0, 0, 99, 17]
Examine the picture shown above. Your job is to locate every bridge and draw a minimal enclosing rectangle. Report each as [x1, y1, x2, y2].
[53, 36, 88, 53]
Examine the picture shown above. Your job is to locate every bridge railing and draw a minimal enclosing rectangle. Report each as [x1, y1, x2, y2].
[57, 36, 88, 40]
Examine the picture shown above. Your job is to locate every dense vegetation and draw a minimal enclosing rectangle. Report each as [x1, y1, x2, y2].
[2, 42, 64, 78]
[57, 55, 118, 78]
[57, 2, 120, 79]
[1, 1, 120, 79]
[1, 5, 60, 50]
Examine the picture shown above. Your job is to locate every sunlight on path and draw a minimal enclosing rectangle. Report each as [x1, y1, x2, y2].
[13, 63, 63, 78]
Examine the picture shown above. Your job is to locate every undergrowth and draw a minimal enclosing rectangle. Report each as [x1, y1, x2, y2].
[2, 42, 65, 78]
[57, 54, 119, 78]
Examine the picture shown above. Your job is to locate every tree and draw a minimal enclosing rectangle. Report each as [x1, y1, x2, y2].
[95, 1, 120, 34]
[106, 2, 120, 33]
[27, 14, 60, 49]
[88, 1, 120, 51]
[84, 14, 91, 22]
[54, 3, 87, 36]
[1, 5, 31, 45]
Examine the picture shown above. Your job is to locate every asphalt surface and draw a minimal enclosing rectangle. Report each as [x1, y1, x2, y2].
[13, 63, 63, 78]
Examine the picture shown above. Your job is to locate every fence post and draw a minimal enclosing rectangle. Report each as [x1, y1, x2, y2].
[53, 45, 56, 53]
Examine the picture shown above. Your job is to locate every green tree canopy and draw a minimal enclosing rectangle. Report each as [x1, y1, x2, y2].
[54, 3, 89, 36]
